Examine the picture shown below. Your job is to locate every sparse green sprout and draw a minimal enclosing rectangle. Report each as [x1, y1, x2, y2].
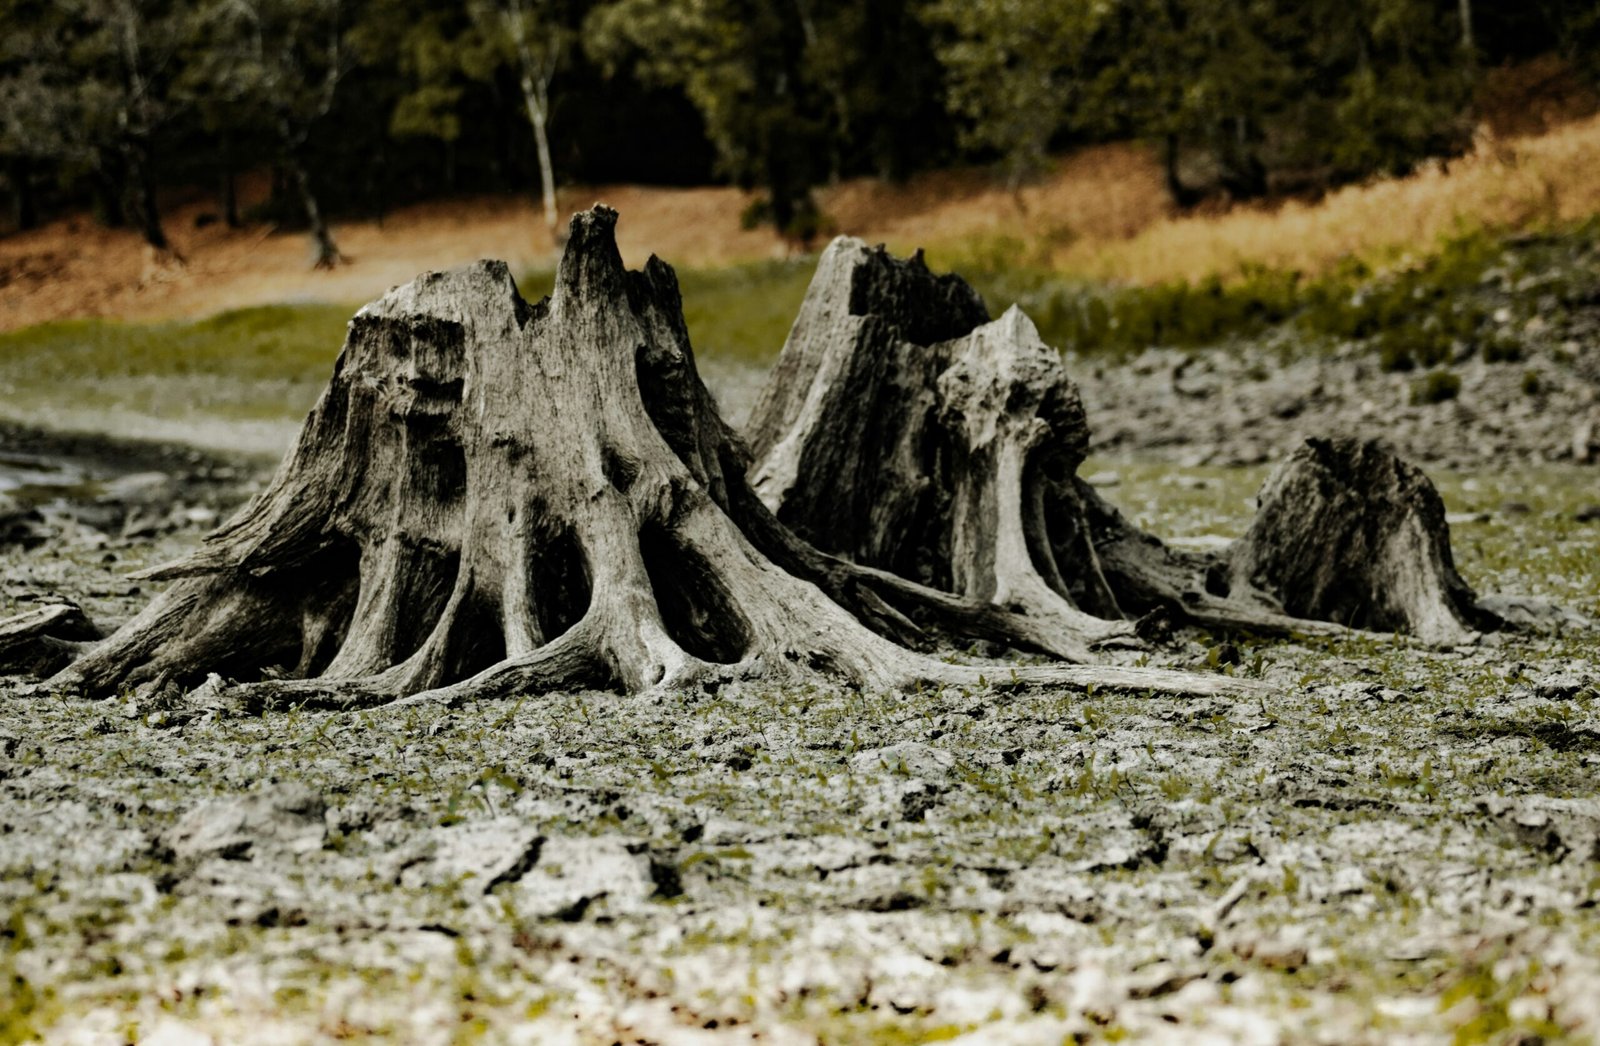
[1410, 370, 1462, 405]
[1483, 333, 1523, 363]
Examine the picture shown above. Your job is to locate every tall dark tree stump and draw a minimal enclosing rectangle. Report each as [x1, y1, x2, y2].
[748, 242, 1134, 661]
[37, 208, 1265, 708]
[746, 236, 1498, 648]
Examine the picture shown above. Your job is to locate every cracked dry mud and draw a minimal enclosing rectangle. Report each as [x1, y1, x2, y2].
[4, 450, 1599, 1045]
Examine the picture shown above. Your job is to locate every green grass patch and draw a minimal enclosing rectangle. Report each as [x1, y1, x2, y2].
[0, 260, 816, 429]
[517, 258, 815, 364]
[1410, 370, 1463, 405]
[0, 304, 355, 425]
[0, 304, 354, 386]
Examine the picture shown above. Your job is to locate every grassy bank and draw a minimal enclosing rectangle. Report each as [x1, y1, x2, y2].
[950, 113, 1600, 286]
[0, 219, 1594, 445]
[0, 261, 815, 446]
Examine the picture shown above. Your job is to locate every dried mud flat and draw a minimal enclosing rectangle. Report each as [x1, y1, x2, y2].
[3, 429, 1600, 1045]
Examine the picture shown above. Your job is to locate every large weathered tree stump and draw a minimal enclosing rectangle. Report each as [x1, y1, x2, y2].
[746, 236, 1498, 648]
[34, 208, 1265, 708]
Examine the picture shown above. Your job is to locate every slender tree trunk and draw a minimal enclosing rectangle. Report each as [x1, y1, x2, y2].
[1458, 0, 1474, 52]
[522, 82, 558, 234]
[218, 138, 240, 228]
[220, 169, 239, 228]
[9, 159, 36, 231]
[95, 177, 126, 228]
[128, 144, 170, 252]
[290, 156, 344, 269]
[1163, 133, 1200, 208]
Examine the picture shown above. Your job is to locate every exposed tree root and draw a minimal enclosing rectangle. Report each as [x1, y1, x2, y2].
[32, 209, 1265, 708]
[0, 602, 100, 677]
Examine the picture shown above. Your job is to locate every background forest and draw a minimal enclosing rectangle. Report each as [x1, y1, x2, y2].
[3, 0, 1599, 262]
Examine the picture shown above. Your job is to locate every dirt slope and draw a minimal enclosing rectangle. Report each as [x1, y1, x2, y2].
[8, 106, 1600, 331]
[0, 146, 1171, 332]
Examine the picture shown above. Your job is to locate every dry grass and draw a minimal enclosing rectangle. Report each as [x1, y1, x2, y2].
[823, 140, 1170, 252]
[1040, 114, 1600, 285]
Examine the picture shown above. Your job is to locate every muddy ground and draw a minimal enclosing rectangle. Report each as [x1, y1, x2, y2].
[4, 352, 1600, 1044]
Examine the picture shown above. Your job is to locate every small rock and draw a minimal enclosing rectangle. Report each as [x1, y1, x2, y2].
[1476, 796, 1600, 860]
[1575, 505, 1600, 523]
[98, 471, 174, 506]
[163, 783, 327, 862]
[1477, 594, 1588, 631]
[0, 494, 49, 549]
[1534, 671, 1594, 700]
[393, 818, 543, 893]
[1232, 933, 1309, 971]
[1084, 470, 1120, 488]
[506, 836, 656, 920]
[900, 781, 942, 822]
[850, 741, 955, 779]
[180, 506, 219, 527]
[0, 601, 100, 676]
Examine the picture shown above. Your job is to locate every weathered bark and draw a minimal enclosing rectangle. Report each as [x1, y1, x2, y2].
[1223, 437, 1498, 645]
[747, 236, 1494, 648]
[1162, 134, 1201, 209]
[38, 208, 1262, 709]
[748, 245, 1138, 661]
[0, 603, 100, 677]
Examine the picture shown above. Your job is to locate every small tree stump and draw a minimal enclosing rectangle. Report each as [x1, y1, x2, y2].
[1225, 437, 1499, 644]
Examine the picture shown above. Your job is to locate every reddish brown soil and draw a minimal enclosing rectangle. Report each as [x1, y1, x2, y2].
[0, 145, 1173, 331]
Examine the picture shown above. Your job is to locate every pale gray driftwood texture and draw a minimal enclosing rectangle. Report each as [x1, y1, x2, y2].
[1225, 437, 1500, 644]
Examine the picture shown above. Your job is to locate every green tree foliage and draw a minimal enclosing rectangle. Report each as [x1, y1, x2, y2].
[0, 2, 81, 230]
[585, 0, 826, 237]
[921, 0, 1106, 188]
[180, 0, 351, 265]
[0, 0, 1592, 240]
[4, 0, 193, 250]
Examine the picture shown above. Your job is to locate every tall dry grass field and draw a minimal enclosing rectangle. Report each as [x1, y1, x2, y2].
[1032, 115, 1600, 285]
